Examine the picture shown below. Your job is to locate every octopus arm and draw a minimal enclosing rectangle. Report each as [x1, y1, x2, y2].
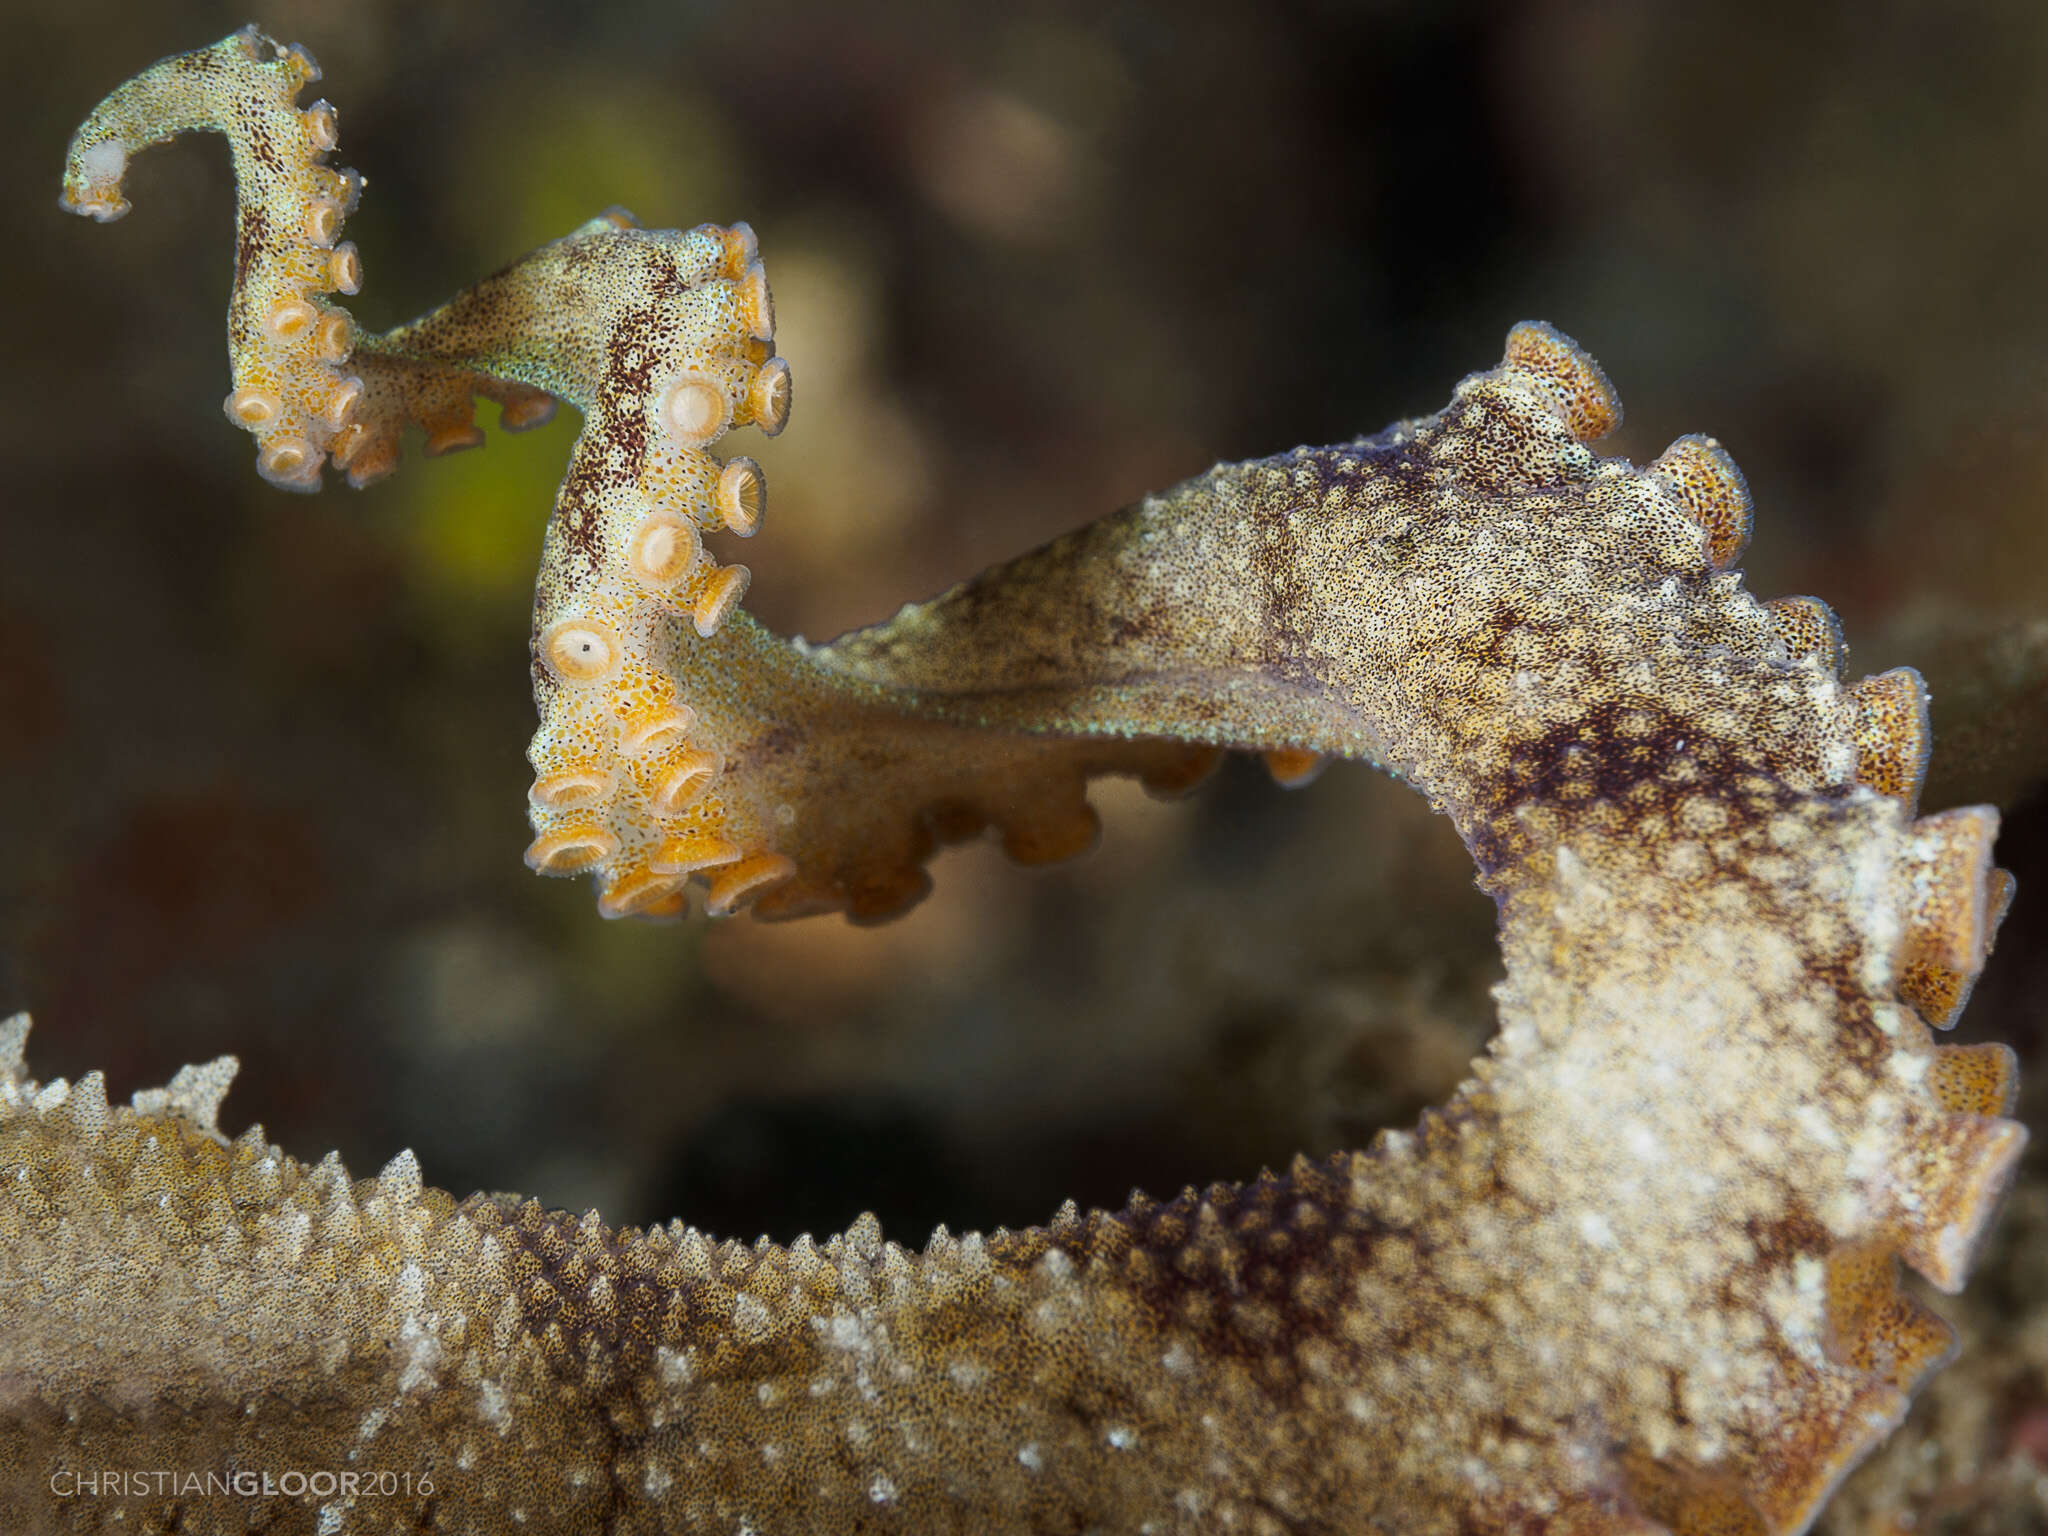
[24, 30, 2028, 1535]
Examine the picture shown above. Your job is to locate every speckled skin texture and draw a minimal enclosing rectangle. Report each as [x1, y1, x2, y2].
[59, 29, 365, 490]
[19, 29, 2026, 1536]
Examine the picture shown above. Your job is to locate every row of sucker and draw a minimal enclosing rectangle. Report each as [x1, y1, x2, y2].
[61, 28, 366, 491]
[1502, 323, 2024, 1536]
[59, 35, 798, 923]
[1819, 621, 2021, 1314]
[521, 221, 793, 919]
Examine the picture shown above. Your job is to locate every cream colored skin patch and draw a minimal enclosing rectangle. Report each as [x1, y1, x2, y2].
[38, 28, 2026, 1536]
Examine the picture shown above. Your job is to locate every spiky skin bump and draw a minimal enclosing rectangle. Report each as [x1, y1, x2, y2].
[1651, 434, 1753, 572]
[40, 32, 2028, 1536]
[1764, 596, 1846, 675]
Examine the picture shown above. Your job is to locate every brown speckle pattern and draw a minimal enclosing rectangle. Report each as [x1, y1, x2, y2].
[33, 30, 2028, 1535]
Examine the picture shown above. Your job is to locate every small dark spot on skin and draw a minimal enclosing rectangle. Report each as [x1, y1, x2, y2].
[1801, 948, 1896, 1075]
[1026, 1156, 1404, 1413]
[562, 299, 675, 559]
[1738, 1205, 1832, 1283]
[752, 725, 802, 760]
[247, 122, 284, 174]
[234, 205, 268, 289]
[560, 236, 606, 273]
[1338, 435, 1433, 496]
[1462, 604, 1530, 671]
[1471, 701, 1770, 860]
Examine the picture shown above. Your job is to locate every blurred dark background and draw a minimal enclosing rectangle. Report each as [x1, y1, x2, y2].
[4, 2, 2047, 1523]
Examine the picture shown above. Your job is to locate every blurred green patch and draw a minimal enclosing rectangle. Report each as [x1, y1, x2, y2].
[394, 402, 581, 654]
[453, 73, 739, 257]
[385, 71, 742, 660]
[562, 903, 706, 1023]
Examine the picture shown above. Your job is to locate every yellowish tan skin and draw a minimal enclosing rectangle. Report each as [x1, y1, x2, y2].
[17, 28, 2025, 1535]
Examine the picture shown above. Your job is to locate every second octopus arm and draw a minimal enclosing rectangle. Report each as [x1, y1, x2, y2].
[26, 27, 2027, 1536]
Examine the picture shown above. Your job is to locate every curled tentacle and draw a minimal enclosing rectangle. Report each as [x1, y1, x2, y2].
[345, 217, 803, 917]
[62, 28, 365, 491]
[338, 204, 1235, 921]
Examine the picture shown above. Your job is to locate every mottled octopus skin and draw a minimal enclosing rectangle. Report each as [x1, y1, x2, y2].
[22, 28, 2026, 1536]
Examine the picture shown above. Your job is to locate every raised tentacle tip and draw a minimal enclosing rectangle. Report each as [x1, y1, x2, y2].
[1651, 434, 1752, 572]
[1847, 667, 1932, 813]
[1502, 320, 1622, 442]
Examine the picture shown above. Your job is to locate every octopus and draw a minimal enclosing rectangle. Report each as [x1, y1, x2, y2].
[0, 26, 2024, 1535]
